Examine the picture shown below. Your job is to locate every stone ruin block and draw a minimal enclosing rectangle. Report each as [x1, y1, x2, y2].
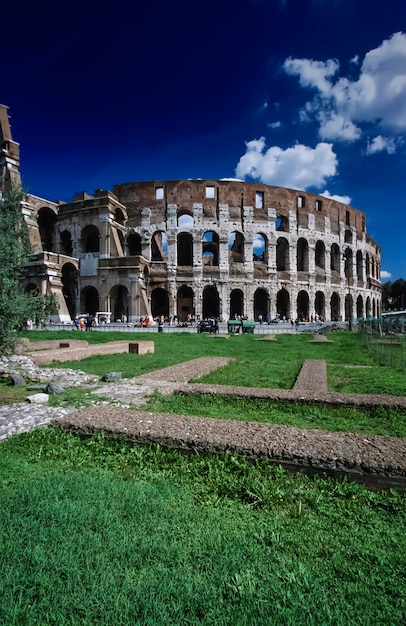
[129, 341, 155, 355]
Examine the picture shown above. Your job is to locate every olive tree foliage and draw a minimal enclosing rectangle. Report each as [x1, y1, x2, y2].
[0, 182, 58, 354]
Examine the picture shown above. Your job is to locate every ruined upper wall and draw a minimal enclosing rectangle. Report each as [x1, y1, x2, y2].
[0, 104, 13, 143]
[113, 179, 370, 240]
[0, 104, 21, 192]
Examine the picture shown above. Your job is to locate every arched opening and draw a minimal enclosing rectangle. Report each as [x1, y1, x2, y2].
[38, 208, 57, 252]
[330, 244, 340, 273]
[81, 225, 100, 253]
[356, 250, 363, 281]
[230, 289, 244, 319]
[330, 292, 340, 321]
[177, 285, 194, 321]
[151, 231, 167, 262]
[126, 233, 142, 256]
[115, 208, 126, 226]
[344, 248, 353, 281]
[151, 288, 169, 319]
[61, 263, 78, 319]
[177, 232, 193, 266]
[202, 285, 220, 319]
[345, 293, 354, 323]
[177, 213, 194, 229]
[228, 231, 245, 263]
[254, 288, 268, 322]
[25, 282, 38, 294]
[315, 241, 326, 271]
[110, 285, 129, 322]
[276, 237, 289, 271]
[60, 230, 73, 256]
[297, 290, 310, 321]
[80, 286, 99, 316]
[253, 233, 266, 262]
[276, 288, 290, 320]
[203, 231, 219, 266]
[356, 295, 364, 319]
[366, 296, 371, 318]
[297, 238, 309, 272]
[276, 215, 289, 232]
[314, 291, 325, 321]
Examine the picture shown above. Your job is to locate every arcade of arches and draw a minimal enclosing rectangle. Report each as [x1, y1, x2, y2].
[73, 283, 380, 323]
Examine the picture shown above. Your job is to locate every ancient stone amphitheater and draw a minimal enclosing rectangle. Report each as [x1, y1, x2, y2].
[1, 105, 381, 324]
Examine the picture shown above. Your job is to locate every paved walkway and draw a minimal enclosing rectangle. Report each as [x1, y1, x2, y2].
[293, 360, 328, 393]
[2, 356, 406, 443]
[2, 353, 406, 491]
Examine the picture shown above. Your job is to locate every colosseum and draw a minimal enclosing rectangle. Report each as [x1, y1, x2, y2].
[1, 104, 382, 324]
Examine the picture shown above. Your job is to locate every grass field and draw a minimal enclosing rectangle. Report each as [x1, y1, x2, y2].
[4, 330, 405, 439]
[16, 328, 406, 395]
[1, 428, 405, 625]
[0, 330, 405, 624]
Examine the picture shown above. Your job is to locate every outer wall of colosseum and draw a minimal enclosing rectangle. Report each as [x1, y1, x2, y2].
[23, 178, 381, 324]
[0, 105, 381, 323]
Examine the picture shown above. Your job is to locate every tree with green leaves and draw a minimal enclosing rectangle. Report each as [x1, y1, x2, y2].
[0, 182, 59, 353]
[382, 281, 393, 311]
[392, 278, 406, 310]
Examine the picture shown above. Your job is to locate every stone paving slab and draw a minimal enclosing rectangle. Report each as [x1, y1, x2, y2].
[0, 403, 76, 441]
[135, 357, 233, 383]
[293, 359, 328, 393]
[26, 341, 138, 365]
[309, 335, 333, 343]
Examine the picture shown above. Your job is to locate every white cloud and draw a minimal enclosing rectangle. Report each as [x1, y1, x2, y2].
[235, 138, 338, 189]
[365, 135, 397, 155]
[381, 270, 392, 280]
[318, 112, 361, 141]
[283, 57, 339, 95]
[283, 32, 406, 149]
[320, 190, 352, 204]
[267, 120, 282, 129]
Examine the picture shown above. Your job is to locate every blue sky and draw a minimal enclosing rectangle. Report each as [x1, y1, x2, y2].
[2, 0, 405, 280]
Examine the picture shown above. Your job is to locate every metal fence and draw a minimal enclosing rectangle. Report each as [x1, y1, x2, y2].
[358, 315, 406, 370]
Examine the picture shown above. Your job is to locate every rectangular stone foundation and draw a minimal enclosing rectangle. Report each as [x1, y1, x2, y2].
[129, 341, 155, 355]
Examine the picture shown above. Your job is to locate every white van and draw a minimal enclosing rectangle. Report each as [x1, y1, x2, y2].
[96, 312, 112, 324]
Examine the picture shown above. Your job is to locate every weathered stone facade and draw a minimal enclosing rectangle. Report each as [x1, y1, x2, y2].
[1, 104, 381, 323]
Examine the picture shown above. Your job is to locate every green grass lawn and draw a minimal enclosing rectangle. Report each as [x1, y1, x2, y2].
[5, 330, 405, 440]
[16, 329, 406, 395]
[1, 330, 405, 623]
[1, 428, 405, 625]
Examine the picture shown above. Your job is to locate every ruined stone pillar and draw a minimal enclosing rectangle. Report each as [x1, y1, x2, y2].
[99, 214, 110, 258]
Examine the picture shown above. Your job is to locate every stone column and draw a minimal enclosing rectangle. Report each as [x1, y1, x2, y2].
[99, 214, 111, 258]
[141, 208, 151, 260]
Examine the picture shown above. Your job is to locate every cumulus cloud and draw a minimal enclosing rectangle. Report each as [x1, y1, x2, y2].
[235, 137, 338, 189]
[283, 57, 340, 95]
[283, 32, 406, 149]
[381, 270, 392, 280]
[318, 112, 361, 142]
[365, 135, 397, 155]
[320, 190, 352, 204]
